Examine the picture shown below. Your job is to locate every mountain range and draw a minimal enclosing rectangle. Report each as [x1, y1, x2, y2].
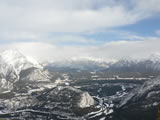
[0, 50, 160, 120]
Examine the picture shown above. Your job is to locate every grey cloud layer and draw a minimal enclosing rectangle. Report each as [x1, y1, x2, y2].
[0, 0, 159, 34]
[1, 38, 160, 62]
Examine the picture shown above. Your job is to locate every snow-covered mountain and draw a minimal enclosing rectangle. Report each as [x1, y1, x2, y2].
[113, 54, 160, 70]
[98, 55, 160, 78]
[0, 50, 50, 92]
[1, 50, 42, 74]
[44, 54, 160, 74]
[1, 50, 160, 120]
[45, 57, 114, 72]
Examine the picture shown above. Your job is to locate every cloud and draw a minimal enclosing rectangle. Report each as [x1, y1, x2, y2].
[0, 42, 89, 62]
[0, 0, 159, 34]
[0, 0, 160, 61]
[1, 38, 160, 62]
[90, 38, 160, 60]
[135, 0, 160, 13]
[47, 35, 98, 44]
[0, 0, 159, 46]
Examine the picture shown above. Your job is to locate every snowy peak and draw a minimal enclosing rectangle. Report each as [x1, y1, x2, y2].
[2, 50, 25, 62]
[0, 50, 43, 74]
[46, 57, 113, 71]
[113, 58, 137, 67]
[148, 53, 160, 63]
[0, 50, 51, 92]
[45, 55, 160, 72]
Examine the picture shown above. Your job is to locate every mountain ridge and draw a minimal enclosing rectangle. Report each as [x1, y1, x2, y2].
[0, 50, 50, 92]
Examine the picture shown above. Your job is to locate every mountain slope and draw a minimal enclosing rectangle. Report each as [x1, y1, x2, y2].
[0, 50, 50, 92]
[45, 55, 160, 77]
[101, 56, 160, 77]
[0, 86, 98, 120]
[110, 76, 160, 120]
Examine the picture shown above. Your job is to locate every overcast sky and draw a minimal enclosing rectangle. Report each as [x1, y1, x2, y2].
[0, 0, 160, 62]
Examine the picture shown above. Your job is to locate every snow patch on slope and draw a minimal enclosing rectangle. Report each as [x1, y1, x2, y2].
[20, 68, 50, 82]
[78, 92, 95, 108]
[148, 53, 160, 63]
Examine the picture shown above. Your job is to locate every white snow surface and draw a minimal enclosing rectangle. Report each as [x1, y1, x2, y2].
[20, 68, 50, 82]
[148, 53, 160, 63]
[1, 50, 42, 74]
[0, 50, 49, 92]
[78, 92, 95, 108]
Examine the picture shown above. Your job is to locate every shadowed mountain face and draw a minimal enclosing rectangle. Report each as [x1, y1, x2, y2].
[108, 76, 160, 120]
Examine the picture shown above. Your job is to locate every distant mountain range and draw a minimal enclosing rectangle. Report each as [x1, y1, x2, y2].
[2, 49, 160, 73]
[45, 54, 160, 78]
[45, 57, 110, 71]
